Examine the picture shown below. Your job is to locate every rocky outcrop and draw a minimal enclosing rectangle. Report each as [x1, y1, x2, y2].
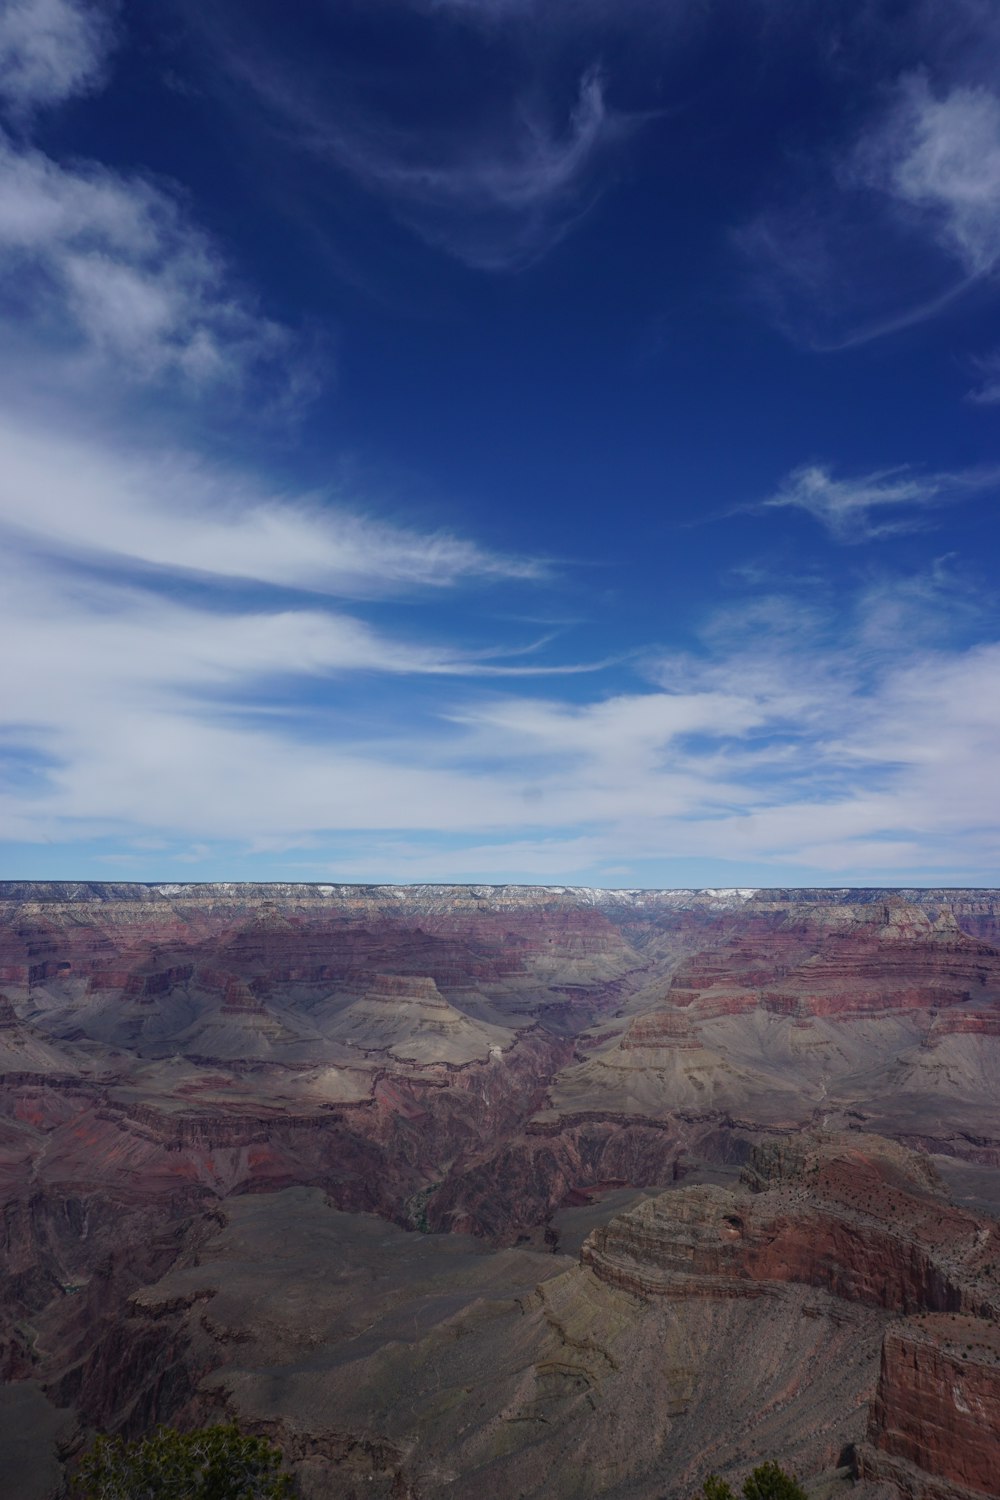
[575, 1138, 1000, 1500]
[858, 1315, 1000, 1498]
[620, 1011, 698, 1048]
[123, 964, 195, 1000]
[582, 1137, 1000, 1319]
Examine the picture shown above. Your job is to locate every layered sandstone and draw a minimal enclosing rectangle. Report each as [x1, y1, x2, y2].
[582, 1136, 1000, 1317]
[858, 1316, 1000, 1499]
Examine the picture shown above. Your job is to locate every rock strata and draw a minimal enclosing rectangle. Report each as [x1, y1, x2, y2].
[583, 1136, 1000, 1318]
[859, 1316, 1000, 1499]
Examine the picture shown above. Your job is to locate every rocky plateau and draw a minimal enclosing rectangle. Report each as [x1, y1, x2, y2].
[0, 882, 998, 1498]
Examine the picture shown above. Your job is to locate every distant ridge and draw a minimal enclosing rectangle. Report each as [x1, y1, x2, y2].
[0, 880, 998, 905]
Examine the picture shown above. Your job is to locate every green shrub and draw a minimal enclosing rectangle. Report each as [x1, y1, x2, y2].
[742, 1461, 808, 1500]
[71, 1422, 295, 1499]
[700, 1461, 808, 1500]
[701, 1477, 737, 1500]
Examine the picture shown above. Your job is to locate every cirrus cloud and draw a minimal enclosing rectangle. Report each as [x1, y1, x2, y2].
[758, 461, 1000, 542]
[227, 55, 630, 272]
[0, 412, 545, 596]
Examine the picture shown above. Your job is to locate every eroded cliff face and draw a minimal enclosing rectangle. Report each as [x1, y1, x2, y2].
[577, 1138, 1000, 1500]
[0, 884, 999, 1498]
[858, 1317, 1000, 1499]
[584, 1137, 1000, 1317]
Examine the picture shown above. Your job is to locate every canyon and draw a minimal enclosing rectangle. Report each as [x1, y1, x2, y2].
[0, 882, 998, 1498]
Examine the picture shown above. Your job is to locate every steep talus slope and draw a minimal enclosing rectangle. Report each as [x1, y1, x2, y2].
[584, 1134, 1000, 1315]
[73, 1182, 882, 1499]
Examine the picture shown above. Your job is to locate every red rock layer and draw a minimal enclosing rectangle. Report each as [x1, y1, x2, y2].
[859, 1315, 1000, 1498]
[582, 1140, 1000, 1318]
[577, 1139, 1000, 1500]
[666, 902, 1000, 1019]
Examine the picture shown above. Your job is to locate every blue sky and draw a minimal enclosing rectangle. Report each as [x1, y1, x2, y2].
[1, 0, 1000, 886]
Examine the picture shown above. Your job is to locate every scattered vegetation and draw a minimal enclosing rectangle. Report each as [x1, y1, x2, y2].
[71, 1422, 295, 1499]
[407, 1181, 442, 1233]
[700, 1461, 808, 1500]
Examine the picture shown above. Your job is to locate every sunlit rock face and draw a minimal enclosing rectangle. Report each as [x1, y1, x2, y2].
[1, 883, 999, 1499]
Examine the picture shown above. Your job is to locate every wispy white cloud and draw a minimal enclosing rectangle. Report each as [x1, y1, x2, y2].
[0, 554, 598, 847]
[375, 67, 609, 213]
[422, 0, 533, 14]
[758, 461, 1000, 541]
[0, 0, 309, 398]
[0, 0, 111, 113]
[741, 67, 1000, 348]
[0, 553, 564, 713]
[7, 533, 1000, 885]
[0, 397, 596, 851]
[0, 412, 543, 595]
[343, 66, 622, 270]
[418, 0, 688, 30]
[852, 556, 990, 650]
[0, 447, 599, 852]
[967, 349, 1000, 403]
[449, 689, 763, 771]
[213, 27, 631, 272]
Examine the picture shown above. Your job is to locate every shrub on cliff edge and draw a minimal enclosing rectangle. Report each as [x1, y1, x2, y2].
[71, 1422, 295, 1499]
[700, 1461, 808, 1500]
